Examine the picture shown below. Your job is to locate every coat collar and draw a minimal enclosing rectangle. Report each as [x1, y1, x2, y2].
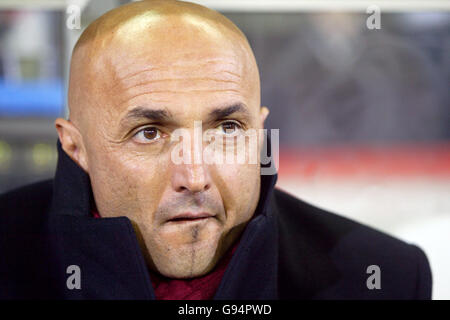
[50, 141, 94, 217]
[48, 140, 279, 299]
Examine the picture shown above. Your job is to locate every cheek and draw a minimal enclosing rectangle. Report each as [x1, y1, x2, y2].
[131, 155, 171, 220]
[213, 163, 261, 225]
[87, 146, 170, 219]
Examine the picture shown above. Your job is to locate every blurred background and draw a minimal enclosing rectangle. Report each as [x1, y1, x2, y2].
[0, 0, 449, 298]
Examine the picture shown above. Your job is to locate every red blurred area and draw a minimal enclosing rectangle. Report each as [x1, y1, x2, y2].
[278, 143, 450, 180]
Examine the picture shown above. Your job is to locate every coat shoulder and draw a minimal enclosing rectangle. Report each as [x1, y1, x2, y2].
[272, 188, 432, 299]
[0, 180, 57, 299]
[0, 180, 53, 226]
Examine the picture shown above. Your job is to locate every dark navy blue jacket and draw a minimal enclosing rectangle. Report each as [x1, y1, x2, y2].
[0, 143, 432, 299]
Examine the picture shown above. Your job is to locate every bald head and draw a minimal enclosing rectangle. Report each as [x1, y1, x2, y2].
[68, 0, 260, 129]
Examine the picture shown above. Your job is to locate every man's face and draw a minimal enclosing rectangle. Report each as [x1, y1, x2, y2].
[70, 17, 268, 278]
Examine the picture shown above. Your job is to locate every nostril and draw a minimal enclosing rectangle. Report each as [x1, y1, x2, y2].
[177, 186, 188, 192]
[176, 183, 210, 193]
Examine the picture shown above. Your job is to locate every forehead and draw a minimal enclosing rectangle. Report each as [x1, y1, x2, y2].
[98, 33, 254, 118]
[115, 56, 244, 103]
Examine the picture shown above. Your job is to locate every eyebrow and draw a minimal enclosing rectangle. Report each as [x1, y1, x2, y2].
[207, 103, 250, 121]
[121, 107, 172, 126]
[120, 102, 250, 128]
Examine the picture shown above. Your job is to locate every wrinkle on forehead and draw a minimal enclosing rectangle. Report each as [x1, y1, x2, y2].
[114, 58, 242, 87]
[111, 58, 245, 107]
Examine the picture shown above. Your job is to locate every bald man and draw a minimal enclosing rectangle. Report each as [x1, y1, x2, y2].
[0, 0, 431, 300]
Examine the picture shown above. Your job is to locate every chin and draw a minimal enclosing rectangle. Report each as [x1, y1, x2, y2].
[153, 237, 222, 279]
[147, 217, 227, 278]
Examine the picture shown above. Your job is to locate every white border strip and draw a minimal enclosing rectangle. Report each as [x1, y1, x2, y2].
[1, 0, 449, 11]
[191, 0, 450, 12]
[0, 0, 90, 10]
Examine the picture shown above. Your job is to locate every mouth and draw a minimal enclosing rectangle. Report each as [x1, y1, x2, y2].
[166, 212, 215, 224]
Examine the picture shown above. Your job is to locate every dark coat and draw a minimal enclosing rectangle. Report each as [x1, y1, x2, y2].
[0, 142, 432, 299]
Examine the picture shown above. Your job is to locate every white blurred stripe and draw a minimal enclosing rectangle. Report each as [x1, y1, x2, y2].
[0, 0, 90, 10]
[276, 177, 450, 235]
[192, 0, 450, 12]
[2, 0, 450, 12]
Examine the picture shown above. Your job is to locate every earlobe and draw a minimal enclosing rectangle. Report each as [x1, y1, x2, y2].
[54, 118, 89, 172]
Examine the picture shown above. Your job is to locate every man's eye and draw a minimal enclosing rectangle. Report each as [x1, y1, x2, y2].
[133, 127, 161, 143]
[218, 121, 241, 135]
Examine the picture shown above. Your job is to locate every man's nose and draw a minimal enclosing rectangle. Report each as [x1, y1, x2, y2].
[171, 162, 211, 194]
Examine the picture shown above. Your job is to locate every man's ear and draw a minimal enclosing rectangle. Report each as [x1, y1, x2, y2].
[260, 106, 269, 127]
[258, 106, 270, 151]
[54, 118, 89, 172]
